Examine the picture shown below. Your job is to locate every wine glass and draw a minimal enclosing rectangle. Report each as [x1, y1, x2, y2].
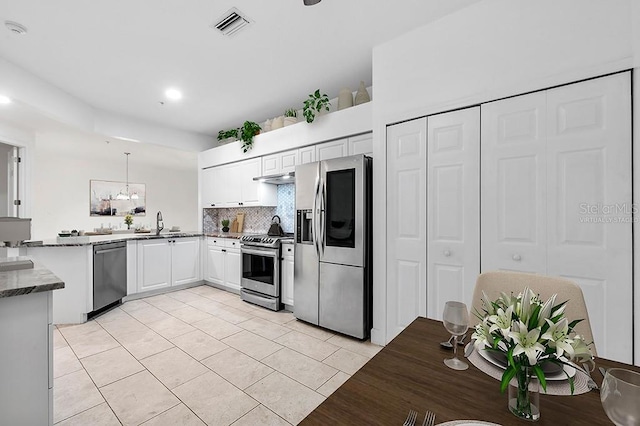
[601, 368, 640, 425]
[443, 301, 469, 370]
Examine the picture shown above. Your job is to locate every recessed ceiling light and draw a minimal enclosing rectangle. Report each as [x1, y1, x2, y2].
[165, 88, 182, 101]
[114, 136, 141, 143]
[0, 95, 12, 104]
[4, 21, 28, 35]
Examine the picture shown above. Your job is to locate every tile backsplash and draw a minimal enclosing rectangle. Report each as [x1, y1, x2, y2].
[202, 183, 296, 234]
[276, 184, 295, 233]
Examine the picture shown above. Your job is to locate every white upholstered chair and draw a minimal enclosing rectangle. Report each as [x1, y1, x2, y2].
[470, 271, 597, 356]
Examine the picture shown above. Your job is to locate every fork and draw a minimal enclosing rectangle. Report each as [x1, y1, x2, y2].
[403, 409, 418, 426]
[421, 410, 436, 426]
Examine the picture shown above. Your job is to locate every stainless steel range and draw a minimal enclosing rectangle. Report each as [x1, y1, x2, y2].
[239, 234, 293, 311]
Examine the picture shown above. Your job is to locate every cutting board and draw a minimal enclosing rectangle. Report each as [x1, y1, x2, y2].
[231, 219, 238, 233]
[236, 212, 245, 233]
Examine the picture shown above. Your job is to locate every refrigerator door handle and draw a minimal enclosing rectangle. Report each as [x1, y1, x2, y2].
[319, 181, 326, 256]
[312, 172, 321, 257]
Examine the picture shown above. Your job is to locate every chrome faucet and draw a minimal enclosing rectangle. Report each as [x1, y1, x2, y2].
[156, 211, 164, 235]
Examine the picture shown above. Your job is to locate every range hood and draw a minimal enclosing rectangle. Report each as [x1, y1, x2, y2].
[253, 172, 295, 185]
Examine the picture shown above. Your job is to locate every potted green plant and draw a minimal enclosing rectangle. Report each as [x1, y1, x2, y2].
[221, 219, 230, 232]
[283, 108, 298, 127]
[217, 128, 239, 145]
[303, 89, 331, 123]
[240, 121, 261, 153]
[124, 214, 133, 230]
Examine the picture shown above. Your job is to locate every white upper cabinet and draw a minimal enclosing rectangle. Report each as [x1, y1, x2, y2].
[316, 139, 348, 161]
[348, 133, 373, 156]
[298, 146, 316, 165]
[261, 149, 299, 175]
[202, 158, 276, 208]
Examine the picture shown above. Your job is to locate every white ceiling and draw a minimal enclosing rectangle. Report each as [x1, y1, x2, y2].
[0, 0, 478, 140]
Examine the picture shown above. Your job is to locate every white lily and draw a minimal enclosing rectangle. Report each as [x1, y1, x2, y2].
[481, 291, 496, 315]
[472, 318, 492, 350]
[541, 318, 574, 358]
[517, 288, 536, 324]
[537, 293, 557, 327]
[571, 335, 593, 364]
[509, 321, 545, 366]
[488, 305, 514, 338]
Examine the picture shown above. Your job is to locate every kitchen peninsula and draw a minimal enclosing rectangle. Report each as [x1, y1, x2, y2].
[25, 232, 204, 324]
[0, 257, 65, 425]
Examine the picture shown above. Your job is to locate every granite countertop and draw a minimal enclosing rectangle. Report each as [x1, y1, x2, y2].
[205, 232, 254, 239]
[0, 256, 65, 298]
[23, 232, 204, 247]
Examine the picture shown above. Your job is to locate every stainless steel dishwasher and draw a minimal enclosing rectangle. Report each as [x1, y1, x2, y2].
[93, 241, 127, 314]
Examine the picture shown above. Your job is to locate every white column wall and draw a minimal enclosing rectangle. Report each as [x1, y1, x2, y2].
[370, 0, 638, 355]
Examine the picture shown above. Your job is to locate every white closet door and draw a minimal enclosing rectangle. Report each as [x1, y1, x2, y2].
[546, 73, 632, 363]
[386, 118, 427, 341]
[427, 107, 480, 320]
[481, 92, 547, 274]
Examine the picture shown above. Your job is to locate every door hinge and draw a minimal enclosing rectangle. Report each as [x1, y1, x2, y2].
[13, 200, 21, 206]
[14, 156, 21, 163]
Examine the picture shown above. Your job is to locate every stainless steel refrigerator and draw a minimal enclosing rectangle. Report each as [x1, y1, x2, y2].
[294, 154, 372, 339]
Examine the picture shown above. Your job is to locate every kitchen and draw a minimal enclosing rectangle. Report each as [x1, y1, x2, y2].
[1, 0, 640, 425]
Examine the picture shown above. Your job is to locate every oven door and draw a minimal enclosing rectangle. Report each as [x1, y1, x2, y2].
[241, 245, 280, 297]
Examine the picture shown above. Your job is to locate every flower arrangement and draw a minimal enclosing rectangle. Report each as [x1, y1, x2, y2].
[472, 288, 593, 394]
[124, 214, 133, 229]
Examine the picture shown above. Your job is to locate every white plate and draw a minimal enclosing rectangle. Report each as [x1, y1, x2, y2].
[437, 421, 501, 426]
[478, 348, 576, 381]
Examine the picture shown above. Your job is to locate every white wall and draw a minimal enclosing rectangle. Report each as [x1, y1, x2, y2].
[0, 143, 12, 215]
[0, 57, 214, 152]
[31, 127, 198, 239]
[370, 0, 638, 347]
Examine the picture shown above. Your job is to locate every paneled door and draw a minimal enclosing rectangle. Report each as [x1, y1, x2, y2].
[427, 107, 480, 320]
[545, 73, 632, 363]
[481, 92, 548, 274]
[386, 118, 427, 342]
[481, 72, 632, 363]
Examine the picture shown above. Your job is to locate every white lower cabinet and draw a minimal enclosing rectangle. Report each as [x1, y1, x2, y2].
[281, 243, 294, 307]
[205, 237, 241, 292]
[137, 237, 201, 292]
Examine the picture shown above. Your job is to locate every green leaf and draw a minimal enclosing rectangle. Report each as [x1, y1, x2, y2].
[314, 89, 320, 97]
[500, 366, 517, 393]
[532, 365, 547, 391]
[506, 347, 516, 370]
[528, 304, 541, 329]
[568, 319, 583, 332]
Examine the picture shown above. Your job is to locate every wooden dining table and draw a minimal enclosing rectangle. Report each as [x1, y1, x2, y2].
[301, 317, 639, 425]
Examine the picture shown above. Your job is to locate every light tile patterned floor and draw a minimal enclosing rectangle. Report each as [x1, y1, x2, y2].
[54, 285, 382, 425]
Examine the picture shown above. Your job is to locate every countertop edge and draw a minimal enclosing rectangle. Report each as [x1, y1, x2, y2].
[0, 281, 65, 298]
[24, 232, 206, 247]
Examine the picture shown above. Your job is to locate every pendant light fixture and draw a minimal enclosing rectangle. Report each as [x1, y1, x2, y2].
[115, 152, 138, 200]
[303, 0, 321, 5]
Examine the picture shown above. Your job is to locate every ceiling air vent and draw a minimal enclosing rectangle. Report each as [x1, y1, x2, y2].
[212, 8, 252, 37]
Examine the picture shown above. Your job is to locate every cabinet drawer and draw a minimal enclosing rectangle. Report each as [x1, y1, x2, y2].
[282, 243, 294, 258]
[224, 239, 241, 250]
[208, 237, 226, 248]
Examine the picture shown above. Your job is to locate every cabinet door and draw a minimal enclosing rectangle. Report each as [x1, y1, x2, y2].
[224, 249, 241, 292]
[298, 146, 316, 165]
[201, 167, 224, 208]
[386, 118, 427, 342]
[137, 240, 172, 292]
[262, 154, 280, 176]
[316, 139, 348, 161]
[545, 73, 632, 363]
[280, 150, 299, 173]
[348, 133, 373, 156]
[171, 238, 201, 286]
[281, 247, 295, 306]
[239, 158, 262, 206]
[481, 91, 547, 274]
[205, 245, 225, 285]
[427, 107, 480, 320]
[221, 163, 243, 206]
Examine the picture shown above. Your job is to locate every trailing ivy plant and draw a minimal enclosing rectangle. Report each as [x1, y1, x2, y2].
[217, 128, 239, 141]
[240, 121, 261, 153]
[303, 89, 331, 123]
